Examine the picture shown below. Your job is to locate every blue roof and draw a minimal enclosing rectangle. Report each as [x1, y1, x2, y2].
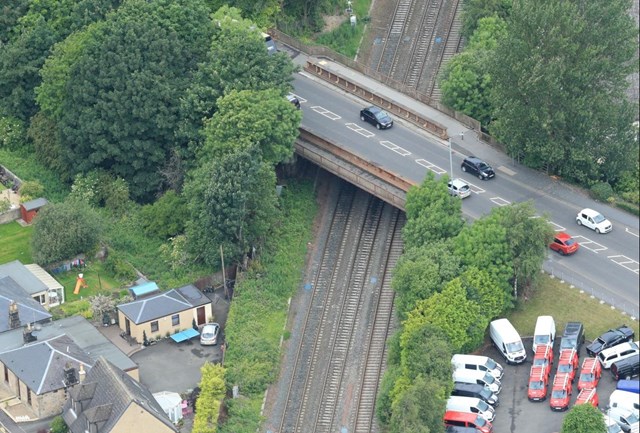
[129, 282, 159, 298]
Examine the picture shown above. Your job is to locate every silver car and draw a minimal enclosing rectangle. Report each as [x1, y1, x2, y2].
[200, 323, 220, 346]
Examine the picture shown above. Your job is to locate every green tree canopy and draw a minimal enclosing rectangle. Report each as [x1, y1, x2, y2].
[461, 0, 512, 38]
[490, 0, 638, 185]
[459, 267, 509, 319]
[400, 323, 453, 387]
[139, 191, 188, 240]
[560, 403, 606, 433]
[388, 375, 447, 433]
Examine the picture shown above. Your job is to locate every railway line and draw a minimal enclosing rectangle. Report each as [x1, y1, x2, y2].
[272, 182, 404, 433]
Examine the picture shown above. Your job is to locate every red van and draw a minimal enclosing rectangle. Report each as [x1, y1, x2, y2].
[444, 410, 493, 433]
[578, 358, 602, 390]
[575, 387, 599, 408]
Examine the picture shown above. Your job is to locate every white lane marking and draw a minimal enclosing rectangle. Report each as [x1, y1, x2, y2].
[466, 182, 485, 194]
[607, 255, 640, 274]
[415, 159, 446, 175]
[345, 123, 375, 138]
[573, 235, 607, 252]
[290, 93, 307, 103]
[380, 141, 411, 156]
[549, 221, 566, 232]
[625, 227, 640, 238]
[310, 106, 341, 120]
[491, 197, 510, 206]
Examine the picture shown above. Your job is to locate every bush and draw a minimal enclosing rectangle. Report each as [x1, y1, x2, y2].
[19, 180, 45, 202]
[49, 415, 68, 433]
[0, 116, 26, 152]
[103, 251, 138, 282]
[616, 200, 640, 216]
[590, 182, 614, 202]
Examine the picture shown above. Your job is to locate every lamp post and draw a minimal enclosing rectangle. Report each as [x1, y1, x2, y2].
[448, 137, 454, 181]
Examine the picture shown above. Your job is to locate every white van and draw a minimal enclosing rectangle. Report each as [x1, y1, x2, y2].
[453, 369, 502, 394]
[604, 413, 624, 433]
[451, 354, 504, 380]
[532, 315, 556, 352]
[446, 396, 495, 422]
[599, 341, 640, 369]
[490, 318, 527, 364]
[610, 390, 640, 417]
[607, 407, 640, 433]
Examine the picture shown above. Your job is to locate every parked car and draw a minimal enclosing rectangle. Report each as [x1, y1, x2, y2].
[604, 413, 625, 433]
[286, 93, 301, 109]
[359, 105, 393, 129]
[575, 387, 599, 408]
[451, 382, 499, 407]
[587, 326, 635, 357]
[607, 407, 640, 433]
[560, 321, 585, 352]
[443, 410, 493, 433]
[576, 208, 613, 234]
[453, 369, 501, 394]
[532, 315, 556, 353]
[612, 355, 640, 380]
[489, 318, 526, 364]
[533, 345, 554, 378]
[600, 342, 640, 369]
[578, 358, 602, 391]
[461, 156, 495, 180]
[549, 232, 580, 255]
[557, 349, 579, 383]
[199, 323, 220, 346]
[451, 354, 503, 380]
[448, 178, 471, 198]
[549, 374, 572, 411]
[446, 396, 495, 422]
[528, 366, 549, 402]
[446, 427, 482, 433]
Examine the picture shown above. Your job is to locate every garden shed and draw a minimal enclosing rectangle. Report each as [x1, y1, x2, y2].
[20, 197, 48, 224]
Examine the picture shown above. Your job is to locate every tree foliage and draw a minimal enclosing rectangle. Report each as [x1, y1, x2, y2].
[31, 198, 103, 266]
[490, 0, 638, 185]
[459, 267, 509, 320]
[461, 0, 512, 38]
[193, 363, 226, 433]
[388, 375, 447, 433]
[139, 191, 188, 240]
[400, 323, 453, 387]
[560, 403, 606, 433]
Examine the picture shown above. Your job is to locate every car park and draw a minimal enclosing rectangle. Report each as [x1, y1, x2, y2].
[612, 355, 640, 380]
[549, 232, 579, 256]
[446, 396, 495, 422]
[557, 349, 579, 383]
[451, 382, 499, 407]
[199, 323, 220, 346]
[575, 387, 599, 408]
[599, 342, 640, 369]
[610, 390, 640, 417]
[549, 374, 572, 411]
[578, 357, 602, 391]
[559, 321, 585, 352]
[444, 410, 493, 433]
[606, 407, 640, 433]
[451, 354, 503, 380]
[587, 326, 636, 357]
[532, 315, 556, 353]
[528, 366, 549, 402]
[359, 105, 393, 129]
[533, 345, 554, 378]
[617, 379, 640, 394]
[453, 369, 501, 394]
[461, 156, 495, 180]
[576, 208, 613, 234]
[489, 318, 526, 364]
[448, 178, 471, 198]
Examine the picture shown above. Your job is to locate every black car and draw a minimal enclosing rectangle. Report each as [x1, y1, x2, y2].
[560, 321, 585, 352]
[451, 382, 499, 407]
[611, 354, 640, 380]
[360, 106, 393, 129]
[461, 156, 495, 180]
[587, 325, 635, 357]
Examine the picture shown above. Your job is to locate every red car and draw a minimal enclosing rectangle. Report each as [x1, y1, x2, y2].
[533, 345, 554, 378]
[550, 374, 573, 411]
[528, 366, 549, 401]
[443, 410, 493, 433]
[577, 358, 602, 391]
[574, 387, 599, 408]
[557, 349, 579, 383]
[549, 232, 580, 255]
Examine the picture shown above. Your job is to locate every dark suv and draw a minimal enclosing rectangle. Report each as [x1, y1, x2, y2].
[560, 322, 585, 352]
[452, 382, 499, 406]
[611, 354, 640, 380]
[586, 325, 635, 357]
[461, 156, 495, 180]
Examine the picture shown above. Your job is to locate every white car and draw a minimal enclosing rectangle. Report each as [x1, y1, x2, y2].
[200, 323, 220, 346]
[598, 341, 640, 369]
[576, 208, 613, 233]
[448, 178, 471, 198]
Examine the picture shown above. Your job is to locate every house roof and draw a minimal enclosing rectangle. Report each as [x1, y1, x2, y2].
[0, 334, 93, 394]
[21, 197, 48, 212]
[24, 264, 63, 291]
[0, 260, 49, 295]
[0, 275, 52, 333]
[0, 315, 137, 374]
[64, 357, 177, 433]
[118, 284, 210, 324]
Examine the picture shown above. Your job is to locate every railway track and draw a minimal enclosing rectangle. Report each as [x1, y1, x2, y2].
[273, 183, 404, 433]
[374, 0, 413, 75]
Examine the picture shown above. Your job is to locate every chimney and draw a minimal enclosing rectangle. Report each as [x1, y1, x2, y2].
[23, 323, 37, 344]
[9, 301, 20, 329]
[79, 364, 86, 383]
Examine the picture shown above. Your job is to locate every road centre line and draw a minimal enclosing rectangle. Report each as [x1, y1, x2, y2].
[345, 123, 375, 138]
[607, 255, 639, 274]
[415, 159, 447, 175]
[310, 106, 341, 120]
[380, 140, 411, 156]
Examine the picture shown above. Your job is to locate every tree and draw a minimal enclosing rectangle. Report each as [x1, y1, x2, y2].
[193, 362, 226, 433]
[0, 0, 29, 45]
[27, 112, 71, 181]
[400, 323, 453, 387]
[388, 376, 447, 433]
[88, 294, 116, 319]
[49, 415, 68, 433]
[18, 180, 44, 202]
[490, 0, 638, 184]
[459, 267, 509, 319]
[139, 191, 188, 240]
[461, 0, 512, 38]
[31, 198, 103, 265]
[561, 403, 606, 433]
[403, 172, 464, 250]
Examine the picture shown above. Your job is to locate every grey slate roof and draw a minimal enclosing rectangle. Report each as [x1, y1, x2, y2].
[21, 197, 48, 212]
[0, 334, 93, 394]
[63, 357, 177, 433]
[0, 315, 137, 374]
[0, 260, 49, 295]
[118, 284, 210, 324]
[0, 275, 52, 333]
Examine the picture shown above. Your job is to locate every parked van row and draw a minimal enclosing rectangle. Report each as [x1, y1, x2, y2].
[490, 318, 526, 364]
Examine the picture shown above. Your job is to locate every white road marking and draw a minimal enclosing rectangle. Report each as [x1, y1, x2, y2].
[380, 141, 411, 156]
[491, 197, 511, 206]
[625, 227, 640, 238]
[466, 182, 485, 194]
[290, 93, 307, 103]
[573, 236, 607, 252]
[607, 255, 640, 274]
[345, 123, 375, 138]
[549, 221, 566, 232]
[415, 159, 447, 175]
[310, 106, 341, 120]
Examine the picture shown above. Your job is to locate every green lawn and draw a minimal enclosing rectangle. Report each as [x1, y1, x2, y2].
[510, 274, 639, 341]
[0, 221, 33, 263]
[53, 261, 122, 302]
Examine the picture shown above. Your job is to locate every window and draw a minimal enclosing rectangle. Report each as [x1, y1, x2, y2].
[172, 314, 180, 326]
[33, 294, 45, 305]
[151, 321, 159, 332]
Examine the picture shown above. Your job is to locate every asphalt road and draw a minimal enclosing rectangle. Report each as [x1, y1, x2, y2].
[292, 71, 640, 317]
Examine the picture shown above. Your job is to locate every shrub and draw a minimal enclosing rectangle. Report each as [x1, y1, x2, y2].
[18, 180, 45, 202]
[616, 200, 640, 216]
[103, 251, 138, 282]
[589, 182, 614, 202]
[0, 116, 25, 152]
[0, 198, 10, 213]
[49, 415, 68, 433]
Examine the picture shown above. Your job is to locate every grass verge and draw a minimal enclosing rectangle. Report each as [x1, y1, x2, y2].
[0, 221, 33, 263]
[314, 0, 372, 58]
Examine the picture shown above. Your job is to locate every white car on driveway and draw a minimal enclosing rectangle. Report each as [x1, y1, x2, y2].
[576, 208, 613, 234]
[200, 323, 220, 346]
